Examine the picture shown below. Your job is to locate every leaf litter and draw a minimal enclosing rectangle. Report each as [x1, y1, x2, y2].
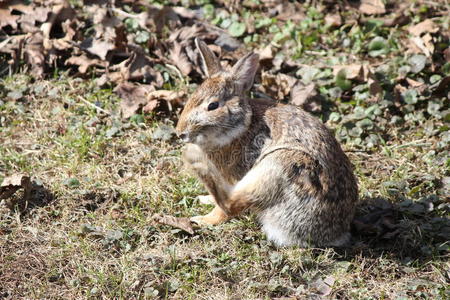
[1, 0, 450, 298]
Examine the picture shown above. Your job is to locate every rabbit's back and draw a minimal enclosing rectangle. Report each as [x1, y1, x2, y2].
[202, 100, 358, 246]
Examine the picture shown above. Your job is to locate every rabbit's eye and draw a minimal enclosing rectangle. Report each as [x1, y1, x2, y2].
[207, 102, 219, 111]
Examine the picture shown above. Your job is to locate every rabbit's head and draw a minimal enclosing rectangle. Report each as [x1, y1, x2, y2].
[176, 38, 259, 149]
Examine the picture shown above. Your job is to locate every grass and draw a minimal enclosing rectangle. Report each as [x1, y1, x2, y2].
[0, 72, 448, 299]
[0, 1, 449, 298]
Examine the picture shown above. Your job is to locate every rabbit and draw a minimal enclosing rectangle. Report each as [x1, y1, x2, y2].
[175, 38, 358, 247]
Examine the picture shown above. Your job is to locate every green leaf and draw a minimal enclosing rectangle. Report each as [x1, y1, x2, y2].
[368, 37, 389, 57]
[430, 74, 442, 84]
[255, 17, 273, 29]
[203, 4, 214, 18]
[356, 118, 374, 129]
[64, 178, 80, 188]
[427, 101, 442, 116]
[135, 30, 150, 44]
[228, 22, 246, 37]
[408, 54, 427, 73]
[328, 112, 341, 122]
[335, 69, 352, 91]
[402, 89, 418, 105]
[298, 66, 320, 84]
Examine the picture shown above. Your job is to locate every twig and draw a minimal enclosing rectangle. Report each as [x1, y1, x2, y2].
[77, 96, 110, 115]
[389, 142, 432, 150]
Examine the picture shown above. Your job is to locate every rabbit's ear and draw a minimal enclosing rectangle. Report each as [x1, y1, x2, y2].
[231, 52, 259, 93]
[195, 38, 221, 77]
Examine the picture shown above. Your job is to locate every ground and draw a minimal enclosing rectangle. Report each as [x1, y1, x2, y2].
[1, 0, 449, 299]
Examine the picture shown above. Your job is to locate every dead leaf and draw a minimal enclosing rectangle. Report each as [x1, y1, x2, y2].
[0, 6, 20, 29]
[24, 32, 45, 77]
[431, 76, 450, 96]
[0, 173, 31, 202]
[359, 0, 386, 15]
[109, 51, 164, 85]
[142, 100, 159, 113]
[382, 14, 411, 27]
[256, 45, 274, 61]
[310, 276, 335, 296]
[172, 6, 197, 19]
[148, 90, 185, 102]
[409, 36, 433, 57]
[444, 47, 450, 62]
[260, 72, 297, 100]
[170, 41, 193, 76]
[80, 37, 115, 60]
[406, 78, 424, 88]
[325, 13, 342, 27]
[154, 214, 194, 234]
[422, 33, 434, 57]
[114, 82, 155, 118]
[290, 81, 322, 113]
[65, 54, 107, 73]
[47, 19, 79, 51]
[142, 90, 185, 113]
[408, 19, 438, 37]
[40, 0, 75, 38]
[333, 64, 365, 80]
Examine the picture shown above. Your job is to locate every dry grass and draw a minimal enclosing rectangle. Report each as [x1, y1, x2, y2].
[0, 74, 449, 299]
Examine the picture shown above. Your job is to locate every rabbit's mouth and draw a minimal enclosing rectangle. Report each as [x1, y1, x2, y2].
[177, 130, 205, 145]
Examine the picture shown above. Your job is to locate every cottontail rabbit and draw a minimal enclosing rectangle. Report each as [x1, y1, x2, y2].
[175, 38, 358, 247]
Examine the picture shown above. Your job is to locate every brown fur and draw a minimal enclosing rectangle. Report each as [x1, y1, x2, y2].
[176, 39, 358, 247]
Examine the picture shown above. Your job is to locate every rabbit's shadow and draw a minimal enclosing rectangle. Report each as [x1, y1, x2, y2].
[1, 181, 54, 217]
[340, 195, 449, 261]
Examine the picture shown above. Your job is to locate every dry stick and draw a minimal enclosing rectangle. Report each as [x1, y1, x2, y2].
[389, 142, 432, 150]
[77, 96, 110, 115]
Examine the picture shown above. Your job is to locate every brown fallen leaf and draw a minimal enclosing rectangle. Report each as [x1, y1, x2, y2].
[256, 45, 274, 62]
[142, 100, 159, 114]
[148, 90, 185, 102]
[154, 214, 194, 234]
[0, 4, 20, 29]
[260, 72, 297, 100]
[310, 276, 335, 296]
[109, 51, 163, 85]
[0, 173, 31, 202]
[79, 37, 115, 60]
[65, 54, 108, 73]
[168, 23, 226, 76]
[143, 90, 186, 113]
[170, 41, 193, 76]
[444, 47, 450, 62]
[324, 13, 342, 27]
[409, 36, 433, 57]
[17, 6, 50, 29]
[48, 19, 79, 51]
[421, 33, 434, 57]
[408, 19, 438, 37]
[172, 6, 197, 19]
[114, 82, 155, 118]
[381, 13, 411, 27]
[333, 64, 366, 80]
[359, 0, 386, 15]
[368, 76, 383, 98]
[406, 78, 425, 88]
[290, 81, 322, 113]
[24, 32, 45, 77]
[40, 0, 75, 39]
[431, 76, 450, 96]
